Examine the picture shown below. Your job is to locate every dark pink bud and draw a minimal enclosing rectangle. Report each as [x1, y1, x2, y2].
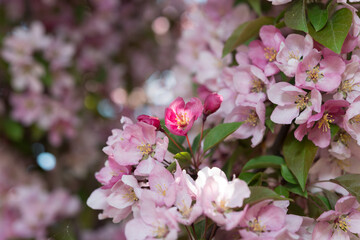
[203, 93, 223, 116]
[137, 115, 161, 130]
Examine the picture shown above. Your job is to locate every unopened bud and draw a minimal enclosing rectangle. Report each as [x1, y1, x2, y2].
[203, 93, 223, 116]
[137, 115, 161, 130]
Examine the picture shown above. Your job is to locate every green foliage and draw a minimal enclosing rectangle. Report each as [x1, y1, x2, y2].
[274, 185, 290, 198]
[244, 186, 291, 205]
[307, 3, 328, 32]
[239, 172, 263, 186]
[242, 155, 284, 172]
[192, 129, 210, 154]
[167, 152, 192, 172]
[246, 0, 262, 16]
[281, 164, 298, 184]
[330, 174, 360, 203]
[2, 118, 24, 142]
[285, 183, 308, 197]
[222, 16, 275, 57]
[283, 133, 318, 191]
[284, 0, 308, 32]
[222, 147, 242, 179]
[308, 8, 352, 54]
[203, 122, 242, 152]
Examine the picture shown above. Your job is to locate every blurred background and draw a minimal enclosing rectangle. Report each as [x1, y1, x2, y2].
[0, 0, 259, 239]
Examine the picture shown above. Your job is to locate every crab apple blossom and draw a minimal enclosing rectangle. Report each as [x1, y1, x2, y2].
[276, 34, 314, 77]
[225, 101, 266, 147]
[312, 196, 360, 239]
[203, 92, 223, 116]
[165, 97, 203, 136]
[268, 82, 322, 125]
[248, 25, 285, 76]
[295, 50, 345, 93]
[137, 114, 161, 130]
[344, 97, 360, 145]
[239, 200, 303, 239]
[295, 100, 349, 148]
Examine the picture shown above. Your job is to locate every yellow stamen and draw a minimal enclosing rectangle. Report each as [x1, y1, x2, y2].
[251, 78, 265, 93]
[349, 114, 360, 125]
[249, 219, 266, 233]
[175, 112, 189, 129]
[153, 225, 168, 238]
[155, 184, 167, 196]
[334, 216, 349, 232]
[288, 50, 300, 61]
[295, 94, 310, 110]
[179, 200, 192, 218]
[137, 143, 153, 155]
[306, 66, 324, 83]
[339, 79, 360, 97]
[122, 188, 138, 202]
[334, 131, 351, 146]
[245, 111, 258, 127]
[317, 113, 334, 132]
[264, 47, 277, 62]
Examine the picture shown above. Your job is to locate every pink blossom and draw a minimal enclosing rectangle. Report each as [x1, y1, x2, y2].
[268, 82, 321, 124]
[225, 101, 266, 147]
[203, 92, 223, 116]
[125, 197, 179, 240]
[165, 97, 203, 136]
[196, 167, 250, 230]
[239, 200, 302, 240]
[48, 117, 77, 146]
[312, 196, 360, 239]
[137, 114, 161, 130]
[95, 156, 131, 189]
[10, 61, 44, 93]
[344, 97, 360, 145]
[276, 34, 314, 77]
[10, 93, 42, 126]
[248, 25, 285, 76]
[295, 50, 345, 92]
[295, 100, 349, 148]
[334, 57, 360, 103]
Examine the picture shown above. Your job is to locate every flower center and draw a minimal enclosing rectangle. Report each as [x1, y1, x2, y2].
[306, 66, 324, 83]
[349, 114, 360, 125]
[317, 113, 334, 132]
[249, 219, 266, 233]
[339, 79, 360, 98]
[176, 112, 190, 129]
[251, 78, 265, 93]
[179, 200, 192, 218]
[245, 110, 258, 127]
[288, 50, 300, 61]
[155, 184, 167, 196]
[212, 199, 230, 213]
[295, 94, 310, 111]
[264, 47, 277, 62]
[122, 188, 138, 202]
[334, 131, 351, 147]
[153, 225, 169, 238]
[334, 216, 349, 232]
[137, 143, 153, 155]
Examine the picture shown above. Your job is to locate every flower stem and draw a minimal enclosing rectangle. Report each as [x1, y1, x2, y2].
[191, 224, 198, 240]
[202, 218, 209, 240]
[185, 226, 194, 240]
[163, 131, 183, 151]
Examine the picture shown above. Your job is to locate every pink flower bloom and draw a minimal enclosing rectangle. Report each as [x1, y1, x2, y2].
[48, 117, 77, 146]
[333, 57, 360, 103]
[125, 197, 179, 240]
[268, 82, 321, 124]
[165, 97, 203, 136]
[312, 196, 360, 239]
[10, 61, 44, 93]
[203, 92, 223, 116]
[295, 100, 349, 148]
[172, 188, 202, 225]
[95, 156, 131, 189]
[295, 50, 345, 92]
[276, 34, 314, 77]
[239, 200, 302, 240]
[10, 93, 42, 126]
[225, 101, 266, 147]
[137, 114, 161, 131]
[196, 167, 250, 230]
[344, 97, 360, 145]
[248, 25, 285, 76]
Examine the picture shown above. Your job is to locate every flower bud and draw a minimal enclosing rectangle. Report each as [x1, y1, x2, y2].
[137, 115, 161, 130]
[203, 93, 223, 116]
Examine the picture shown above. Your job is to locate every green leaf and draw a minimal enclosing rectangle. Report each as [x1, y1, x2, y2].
[330, 174, 360, 203]
[222, 16, 275, 57]
[246, 0, 262, 16]
[242, 155, 285, 172]
[244, 186, 291, 205]
[284, 0, 308, 32]
[281, 164, 298, 184]
[285, 183, 308, 197]
[323, 190, 339, 209]
[308, 4, 328, 32]
[308, 8, 353, 54]
[2, 119, 24, 141]
[274, 185, 290, 198]
[223, 147, 242, 179]
[330, 124, 340, 138]
[194, 220, 206, 240]
[203, 122, 242, 152]
[283, 133, 318, 191]
[167, 152, 192, 172]
[265, 119, 275, 133]
[192, 129, 210, 154]
[238, 172, 262, 186]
